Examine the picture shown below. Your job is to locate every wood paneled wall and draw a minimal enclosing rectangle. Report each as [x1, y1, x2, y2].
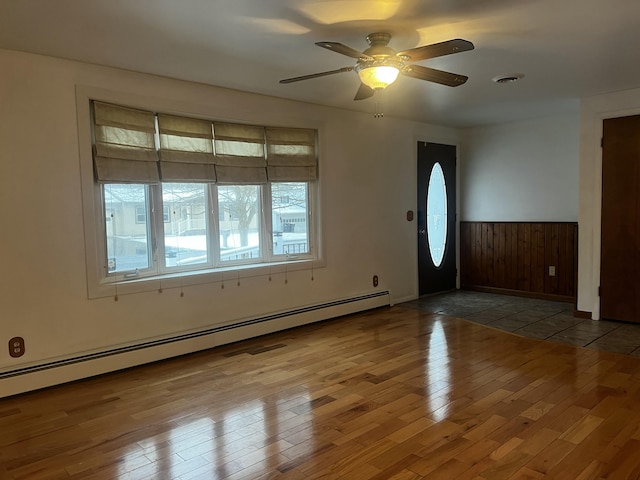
[460, 222, 578, 302]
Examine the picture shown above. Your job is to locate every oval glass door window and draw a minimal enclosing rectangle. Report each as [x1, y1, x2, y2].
[426, 162, 448, 267]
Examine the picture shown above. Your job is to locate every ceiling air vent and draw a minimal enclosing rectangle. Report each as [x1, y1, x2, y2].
[492, 74, 524, 84]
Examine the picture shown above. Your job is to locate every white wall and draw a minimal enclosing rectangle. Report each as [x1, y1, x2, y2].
[578, 87, 640, 319]
[0, 49, 460, 395]
[460, 114, 580, 221]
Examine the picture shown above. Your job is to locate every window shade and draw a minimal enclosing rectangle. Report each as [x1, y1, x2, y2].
[93, 102, 159, 183]
[265, 127, 317, 181]
[91, 101, 318, 185]
[213, 122, 267, 184]
[158, 114, 216, 182]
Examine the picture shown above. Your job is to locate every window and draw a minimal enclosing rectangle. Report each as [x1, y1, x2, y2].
[271, 182, 309, 256]
[218, 185, 261, 262]
[426, 162, 447, 268]
[90, 101, 318, 285]
[163, 183, 209, 268]
[104, 184, 151, 273]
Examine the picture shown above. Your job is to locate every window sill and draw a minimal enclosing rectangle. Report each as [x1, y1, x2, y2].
[88, 258, 324, 299]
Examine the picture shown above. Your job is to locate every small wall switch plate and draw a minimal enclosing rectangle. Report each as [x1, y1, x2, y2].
[549, 266, 556, 277]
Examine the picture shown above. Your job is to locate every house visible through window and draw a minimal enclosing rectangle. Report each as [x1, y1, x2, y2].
[135, 206, 146, 224]
[91, 101, 318, 282]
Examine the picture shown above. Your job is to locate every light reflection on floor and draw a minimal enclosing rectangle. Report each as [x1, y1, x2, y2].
[118, 392, 311, 479]
[427, 320, 452, 422]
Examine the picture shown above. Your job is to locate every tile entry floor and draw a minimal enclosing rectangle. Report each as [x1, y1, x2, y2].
[402, 290, 640, 357]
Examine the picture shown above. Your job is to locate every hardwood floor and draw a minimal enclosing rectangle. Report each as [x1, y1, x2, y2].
[2, 305, 640, 479]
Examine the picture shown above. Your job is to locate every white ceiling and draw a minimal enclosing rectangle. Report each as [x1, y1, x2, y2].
[1, 0, 640, 127]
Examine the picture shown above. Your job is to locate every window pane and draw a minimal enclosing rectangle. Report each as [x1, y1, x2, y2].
[103, 184, 151, 273]
[271, 182, 309, 255]
[163, 183, 209, 267]
[426, 162, 447, 267]
[218, 185, 261, 262]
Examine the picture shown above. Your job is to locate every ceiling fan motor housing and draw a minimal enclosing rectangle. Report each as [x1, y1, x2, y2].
[363, 32, 396, 58]
[366, 32, 392, 47]
[357, 32, 404, 82]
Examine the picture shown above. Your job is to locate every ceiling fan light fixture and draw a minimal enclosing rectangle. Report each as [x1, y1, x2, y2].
[357, 65, 400, 90]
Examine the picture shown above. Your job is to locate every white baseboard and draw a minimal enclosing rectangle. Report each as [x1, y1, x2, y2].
[0, 291, 390, 398]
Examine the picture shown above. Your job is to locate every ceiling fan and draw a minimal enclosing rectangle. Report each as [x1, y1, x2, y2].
[280, 32, 474, 101]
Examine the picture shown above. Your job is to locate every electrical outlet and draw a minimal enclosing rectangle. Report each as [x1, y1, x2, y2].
[9, 337, 25, 358]
[549, 266, 556, 277]
[373, 275, 379, 287]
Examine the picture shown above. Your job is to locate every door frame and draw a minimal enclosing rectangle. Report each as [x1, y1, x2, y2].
[415, 137, 461, 298]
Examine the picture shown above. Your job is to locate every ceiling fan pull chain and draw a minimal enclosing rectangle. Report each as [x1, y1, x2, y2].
[374, 89, 385, 118]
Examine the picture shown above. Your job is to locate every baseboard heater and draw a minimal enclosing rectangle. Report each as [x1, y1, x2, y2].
[0, 291, 390, 397]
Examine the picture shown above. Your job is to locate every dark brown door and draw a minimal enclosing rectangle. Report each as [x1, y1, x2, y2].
[417, 142, 457, 295]
[601, 115, 640, 322]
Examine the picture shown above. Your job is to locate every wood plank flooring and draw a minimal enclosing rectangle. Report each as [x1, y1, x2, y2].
[2, 305, 640, 479]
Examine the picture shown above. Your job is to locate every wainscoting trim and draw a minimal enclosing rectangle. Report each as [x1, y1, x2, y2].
[460, 221, 578, 301]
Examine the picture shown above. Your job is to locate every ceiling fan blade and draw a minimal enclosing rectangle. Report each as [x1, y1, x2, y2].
[396, 39, 474, 62]
[402, 65, 468, 87]
[280, 66, 354, 84]
[353, 83, 375, 101]
[316, 41, 373, 60]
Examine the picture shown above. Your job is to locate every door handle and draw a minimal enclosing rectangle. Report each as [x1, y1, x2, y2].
[419, 228, 426, 235]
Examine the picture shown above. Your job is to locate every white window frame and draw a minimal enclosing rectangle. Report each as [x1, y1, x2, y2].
[76, 87, 323, 299]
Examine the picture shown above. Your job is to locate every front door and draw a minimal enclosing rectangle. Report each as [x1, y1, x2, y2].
[417, 142, 457, 295]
